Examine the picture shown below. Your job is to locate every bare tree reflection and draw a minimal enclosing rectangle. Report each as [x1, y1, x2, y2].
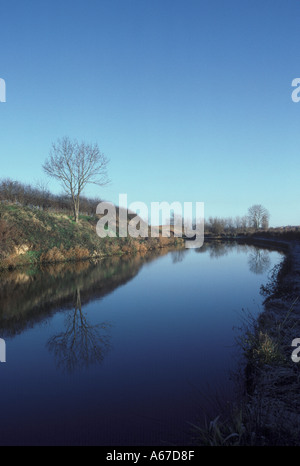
[171, 249, 189, 263]
[195, 242, 273, 275]
[208, 242, 230, 259]
[247, 249, 271, 275]
[47, 287, 111, 373]
[194, 242, 232, 258]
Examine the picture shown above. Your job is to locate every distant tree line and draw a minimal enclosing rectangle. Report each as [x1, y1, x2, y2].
[205, 204, 270, 235]
[0, 176, 272, 236]
[0, 178, 102, 217]
[170, 204, 270, 235]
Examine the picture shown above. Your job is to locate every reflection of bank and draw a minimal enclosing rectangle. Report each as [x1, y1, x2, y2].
[47, 287, 111, 373]
[0, 338, 6, 362]
[171, 249, 190, 264]
[0, 247, 180, 371]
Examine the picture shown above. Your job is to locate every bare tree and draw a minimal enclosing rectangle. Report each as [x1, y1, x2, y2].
[247, 204, 270, 230]
[43, 137, 109, 222]
[207, 217, 225, 235]
[169, 211, 184, 235]
[240, 215, 249, 232]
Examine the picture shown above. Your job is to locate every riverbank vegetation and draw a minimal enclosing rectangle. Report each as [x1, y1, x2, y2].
[1, 176, 300, 270]
[193, 242, 300, 446]
[0, 200, 184, 270]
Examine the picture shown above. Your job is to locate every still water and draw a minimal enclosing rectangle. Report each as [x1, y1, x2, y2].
[0, 242, 284, 446]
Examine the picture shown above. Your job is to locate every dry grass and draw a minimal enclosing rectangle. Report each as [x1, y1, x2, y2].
[40, 246, 92, 263]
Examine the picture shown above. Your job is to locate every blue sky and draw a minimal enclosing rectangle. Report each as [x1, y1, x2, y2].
[1, 0, 300, 226]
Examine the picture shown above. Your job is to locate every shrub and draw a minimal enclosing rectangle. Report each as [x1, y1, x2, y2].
[73, 246, 90, 260]
[40, 247, 65, 263]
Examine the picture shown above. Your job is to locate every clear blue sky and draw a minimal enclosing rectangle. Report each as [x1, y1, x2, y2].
[1, 0, 300, 226]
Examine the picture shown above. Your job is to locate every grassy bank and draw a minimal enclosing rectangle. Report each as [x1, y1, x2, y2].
[0, 203, 184, 270]
[192, 238, 300, 446]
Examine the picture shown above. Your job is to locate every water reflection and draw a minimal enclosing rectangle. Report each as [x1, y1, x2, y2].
[195, 241, 241, 258]
[0, 250, 170, 337]
[0, 247, 180, 371]
[0, 242, 282, 373]
[0, 241, 285, 447]
[247, 249, 271, 275]
[47, 287, 112, 373]
[195, 240, 278, 275]
[171, 249, 190, 264]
